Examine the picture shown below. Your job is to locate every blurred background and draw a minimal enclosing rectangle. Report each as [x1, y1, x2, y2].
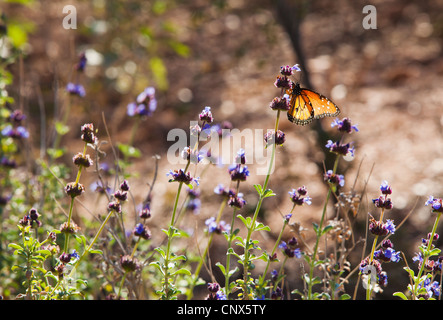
[2, 0, 443, 299]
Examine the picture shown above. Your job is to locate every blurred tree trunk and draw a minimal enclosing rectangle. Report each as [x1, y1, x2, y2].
[274, 0, 342, 182]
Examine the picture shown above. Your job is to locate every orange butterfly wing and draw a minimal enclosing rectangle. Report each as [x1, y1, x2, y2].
[287, 82, 340, 126]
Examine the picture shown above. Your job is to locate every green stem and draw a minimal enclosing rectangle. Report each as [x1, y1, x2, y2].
[242, 110, 280, 299]
[223, 181, 240, 298]
[258, 217, 289, 291]
[189, 199, 227, 299]
[412, 211, 442, 299]
[63, 143, 87, 253]
[162, 161, 190, 299]
[307, 155, 339, 300]
[274, 256, 289, 291]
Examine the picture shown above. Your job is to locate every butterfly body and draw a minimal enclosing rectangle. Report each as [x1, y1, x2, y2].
[286, 82, 340, 126]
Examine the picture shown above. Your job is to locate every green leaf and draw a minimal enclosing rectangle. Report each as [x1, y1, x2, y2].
[322, 225, 334, 235]
[254, 221, 271, 232]
[254, 184, 263, 196]
[393, 292, 408, 300]
[262, 189, 276, 198]
[312, 222, 319, 234]
[11, 265, 24, 272]
[254, 252, 269, 262]
[149, 261, 164, 275]
[35, 249, 51, 256]
[118, 143, 141, 159]
[403, 266, 416, 279]
[237, 214, 251, 228]
[149, 57, 168, 90]
[429, 247, 441, 256]
[76, 279, 88, 287]
[89, 249, 103, 255]
[154, 247, 166, 259]
[46, 146, 66, 159]
[168, 40, 190, 57]
[44, 272, 58, 282]
[215, 262, 226, 274]
[339, 294, 351, 300]
[8, 243, 23, 251]
[7, 24, 28, 48]
[171, 268, 191, 276]
[170, 254, 187, 262]
[55, 121, 70, 136]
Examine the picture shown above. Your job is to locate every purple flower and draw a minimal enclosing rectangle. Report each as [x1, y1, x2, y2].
[368, 216, 396, 236]
[374, 247, 401, 263]
[264, 129, 286, 146]
[227, 192, 246, 209]
[279, 239, 302, 258]
[420, 278, 441, 299]
[228, 164, 250, 182]
[269, 95, 291, 111]
[127, 87, 157, 117]
[199, 106, 213, 123]
[280, 64, 300, 76]
[70, 249, 80, 260]
[76, 52, 87, 72]
[425, 196, 443, 213]
[331, 117, 359, 134]
[66, 83, 86, 97]
[205, 217, 230, 234]
[181, 146, 204, 164]
[1, 125, 29, 139]
[372, 196, 393, 210]
[325, 140, 355, 157]
[289, 186, 312, 206]
[379, 180, 392, 195]
[167, 169, 199, 186]
[133, 223, 151, 240]
[235, 148, 246, 164]
[324, 170, 345, 188]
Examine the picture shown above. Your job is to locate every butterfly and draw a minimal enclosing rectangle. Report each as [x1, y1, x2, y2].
[286, 81, 340, 125]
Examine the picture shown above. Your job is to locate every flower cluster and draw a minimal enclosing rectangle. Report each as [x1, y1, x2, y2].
[372, 180, 393, 209]
[368, 215, 396, 236]
[360, 181, 399, 293]
[274, 64, 300, 90]
[186, 188, 201, 214]
[1, 109, 29, 139]
[326, 117, 358, 159]
[279, 237, 302, 258]
[108, 180, 130, 214]
[18, 208, 42, 229]
[412, 224, 442, 275]
[206, 282, 227, 300]
[425, 196, 443, 213]
[205, 217, 230, 234]
[331, 117, 359, 134]
[374, 240, 401, 263]
[264, 129, 286, 147]
[167, 168, 199, 186]
[325, 140, 355, 158]
[324, 170, 345, 188]
[120, 255, 141, 273]
[127, 87, 157, 118]
[66, 83, 86, 97]
[56, 250, 80, 278]
[133, 222, 151, 240]
[288, 186, 312, 206]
